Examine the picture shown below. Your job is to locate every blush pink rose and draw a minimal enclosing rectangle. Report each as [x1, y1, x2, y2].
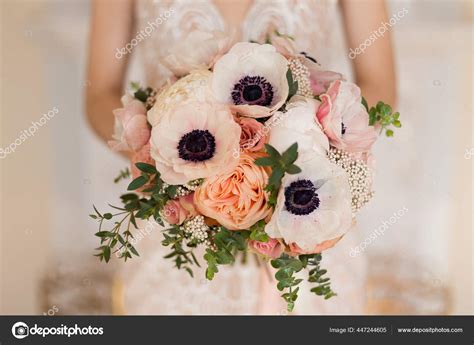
[236, 117, 267, 152]
[309, 68, 344, 96]
[316, 80, 377, 153]
[109, 96, 151, 152]
[268, 32, 343, 96]
[248, 238, 283, 259]
[162, 193, 198, 225]
[287, 236, 343, 255]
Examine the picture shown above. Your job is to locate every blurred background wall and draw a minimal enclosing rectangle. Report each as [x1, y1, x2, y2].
[0, 0, 472, 314]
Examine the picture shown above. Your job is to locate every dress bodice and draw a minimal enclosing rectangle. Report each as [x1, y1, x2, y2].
[134, 0, 341, 87]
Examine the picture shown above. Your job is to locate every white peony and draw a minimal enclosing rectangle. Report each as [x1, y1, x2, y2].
[267, 96, 329, 162]
[147, 70, 213, 126]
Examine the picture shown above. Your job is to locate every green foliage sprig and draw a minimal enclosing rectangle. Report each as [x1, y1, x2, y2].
[114, 168, 130, 183]
[162, 224, 201, 277]
[249, 219, 269, 242]
[271, 253, 336, 312]
[204, 227, 250, 280]
[300, 254, 336, 299]
[271, 254, 304, 312]
[254, 143, 302, 208]
[91, 162, 179, 262]
[363, 98, 402, 137]
[286, 69, 299, 101]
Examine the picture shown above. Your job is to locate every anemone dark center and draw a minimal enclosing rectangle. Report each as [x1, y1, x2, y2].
[243, 85, 263, 102]
[178, 129, 216, 162]
[284, 179, 320, 216]
[231, 75, 274, 106]
[341, 122, 347, 135]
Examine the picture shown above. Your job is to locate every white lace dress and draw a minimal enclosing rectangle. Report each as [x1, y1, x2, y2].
[120, 0, 367, 315]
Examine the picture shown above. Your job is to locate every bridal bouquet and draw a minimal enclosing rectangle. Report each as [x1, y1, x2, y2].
[91, 31, 401, 311]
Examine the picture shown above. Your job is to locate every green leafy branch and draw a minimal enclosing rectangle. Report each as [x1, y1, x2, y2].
[91, 162, 178, 262]
[249, 219, 269, 242]
[286, 69, 299, 101]
[162, 224, 201, 277]
[299, 254, 336, 299]
[271, 253, 336, 311]
[204, 227, 249, 280]
[91, 204, 139, 262]
[270, 254, 304, 312]
[114, 168, 130, 183]
[255, 143, 301, 208]
[363, 98, 402, 137]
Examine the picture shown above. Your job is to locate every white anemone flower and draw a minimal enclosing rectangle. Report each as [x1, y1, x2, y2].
[265, 154, 352, 252]
[211, 42, 289, 118]
[150, 100, 241, 185]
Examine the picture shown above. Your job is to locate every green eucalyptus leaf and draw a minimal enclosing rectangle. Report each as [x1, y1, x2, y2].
[135, 162, 157, 174]
[127, 175, 148, 191]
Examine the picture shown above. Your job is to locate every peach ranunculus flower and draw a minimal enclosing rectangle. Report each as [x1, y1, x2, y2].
[235, 116, 267, 152]
[161, 30, 235, 77]
[149, 100, 241, 185]
[211, 42, 289, 118]
[316, 80, 377, 153]
[194, 152, 272, 230]
[248, 238, 283, 259]
[109, 95, 151, 152]
[162, 193, 198, 225]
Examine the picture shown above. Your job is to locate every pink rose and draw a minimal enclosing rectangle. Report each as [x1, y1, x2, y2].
[248, 238, 283, 259]
[309, 68, 344, 96]
[109, 96, 151, 152]
[316, 80, 377, 153]
[236, 117, 267, 152]
[162, 193, 198, 225]
[287, 236, 343, 255]
[268, 32, 343, 96]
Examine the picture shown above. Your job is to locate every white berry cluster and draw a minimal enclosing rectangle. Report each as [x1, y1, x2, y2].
[183, 215, 210, 245]
[145, 89, 158, 109]
[327, 148, 374, 215]
[175, 179, 203, 197]
[288, 57, 312, 98]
